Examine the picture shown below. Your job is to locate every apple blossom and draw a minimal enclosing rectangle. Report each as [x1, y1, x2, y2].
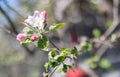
[24, 10, 47, 30]
[30, 35, 38, 42]
[16, 33, 26, 41]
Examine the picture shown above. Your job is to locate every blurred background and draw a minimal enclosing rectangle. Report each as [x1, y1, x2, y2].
[0, 0, 120, 77]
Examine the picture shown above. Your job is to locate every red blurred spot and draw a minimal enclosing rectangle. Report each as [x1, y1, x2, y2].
[66, 68, 88, 77]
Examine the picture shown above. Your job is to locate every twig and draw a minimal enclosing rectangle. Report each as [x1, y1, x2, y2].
[0, 5, 18, 34]
[48, 66, 58, 77]
[49, 39, 60, 50]
[96, 0, 119, 58]
[101, 0, 119, 40]
[0, 5, 36, 55]
[3, 0, 24, 19]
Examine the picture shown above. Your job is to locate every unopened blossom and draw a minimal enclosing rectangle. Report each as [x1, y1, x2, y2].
[16, 33, 26, 41]
[24, 10, 47, 30]
[30, 35, 38, 42]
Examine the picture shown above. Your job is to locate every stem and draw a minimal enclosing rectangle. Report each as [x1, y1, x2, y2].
[48, 66, 58, 77]
[96, 0, 119, 58]
[49, 39, 60, 50]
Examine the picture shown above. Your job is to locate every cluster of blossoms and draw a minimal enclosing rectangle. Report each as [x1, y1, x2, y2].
[16, 11, 47, 43]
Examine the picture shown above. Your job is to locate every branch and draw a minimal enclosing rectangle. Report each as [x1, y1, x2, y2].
[49, 39, 60, 50]
[0, 5, 36, 55]
[0, 5, 18, 34]
[96, 0, 119, 58]
[3, 0, 24, 19]
[101, 0, 119, 40]
[48, 66, 58, 77]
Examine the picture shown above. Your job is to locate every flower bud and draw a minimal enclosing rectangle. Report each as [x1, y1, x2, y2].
[30, 35, 38, 42]
[40, 11, 47, 19]
[16, 33, 26, 41]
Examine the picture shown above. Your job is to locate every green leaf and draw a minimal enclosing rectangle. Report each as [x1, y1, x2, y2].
[58, 64, 72, 73]
[49, 60, 58, 67]
[90, 63, 98, 69]
[81, 41, 92, 52]
[60, 48, 71, 56]
[99, 59, 111, 69]
[63, 64, 72, 72]
[71, 47, 78, 55]
[44, 62, 49, 72]
[54, 55, 65, 63]
[20, 39, 32, 45]
[48, 50, 57, 58]
[38, 36, 49, 51]
[49, 23, 64, 31]
[23, 27, 34, 34]
[93, 28, 101, 38]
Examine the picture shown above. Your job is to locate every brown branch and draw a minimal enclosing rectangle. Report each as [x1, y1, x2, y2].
[0, 5, 35, 55]
[49, 39, 60, 50]
[3, 0, 24, 19]
[0, 5, 18, 34]
[96, 0, 119, 58]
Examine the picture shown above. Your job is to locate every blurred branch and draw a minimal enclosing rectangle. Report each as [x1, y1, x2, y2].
[3, 0, 24, 19]
[0, 5, 18, 34]
[102, 0, 119, 40]
[96, 0, 119, 58]
[0, 5, 35, 55]
[49, 39, 60, 50]
[47, 66, 58, 77]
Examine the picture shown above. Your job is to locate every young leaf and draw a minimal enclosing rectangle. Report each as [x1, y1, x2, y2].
[49, 23, 64, 31]
[54, 55, 65, 63]
[20, 39, 32, 45]
[38, 36, 49, 51]
[49, 60, 58, 67]
[48, 50, 57, 58]
[71, 47, 78, 55]
[60, 48, 70, 56]
[63, 64, 72, 72]
[23, 27, 34, 34]
[93, 28, 101, 38]
[44, 62, 49, 72]
[99, 59, 111, 69]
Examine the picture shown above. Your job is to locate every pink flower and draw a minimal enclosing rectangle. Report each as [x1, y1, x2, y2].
[40, 11, 47, 25]
[16, 33, 26, 41]
[30, 35, 38, 42]
[24, 10, 47, 30]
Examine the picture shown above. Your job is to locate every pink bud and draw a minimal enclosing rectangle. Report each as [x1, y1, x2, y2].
[16, 33, 26, 41]
[30, 35, 38, 42]
[40, 11, 47, 19]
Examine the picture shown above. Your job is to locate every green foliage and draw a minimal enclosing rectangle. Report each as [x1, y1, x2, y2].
[104, 19, 112, 28]
[99, 59, 112, 69]
[20, 39, 32, 45]
[48, 50, 57, 58]
[70, 47, 78, 55]
[54, 55, 65, 63]
[58, 64, 72, 73]
[60, 48, 70, 56]
[80, 41, 92, 53]
[93, 28, 101, 38]
[86, 56, 112, 70]
[49, 23, 64, 31]
[85, 56, 99, 69]
[38, 36, 49, 51]
[89, 1, 100, 11]
[44, 62, 49, 72]
[23, 27, 34, 34]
